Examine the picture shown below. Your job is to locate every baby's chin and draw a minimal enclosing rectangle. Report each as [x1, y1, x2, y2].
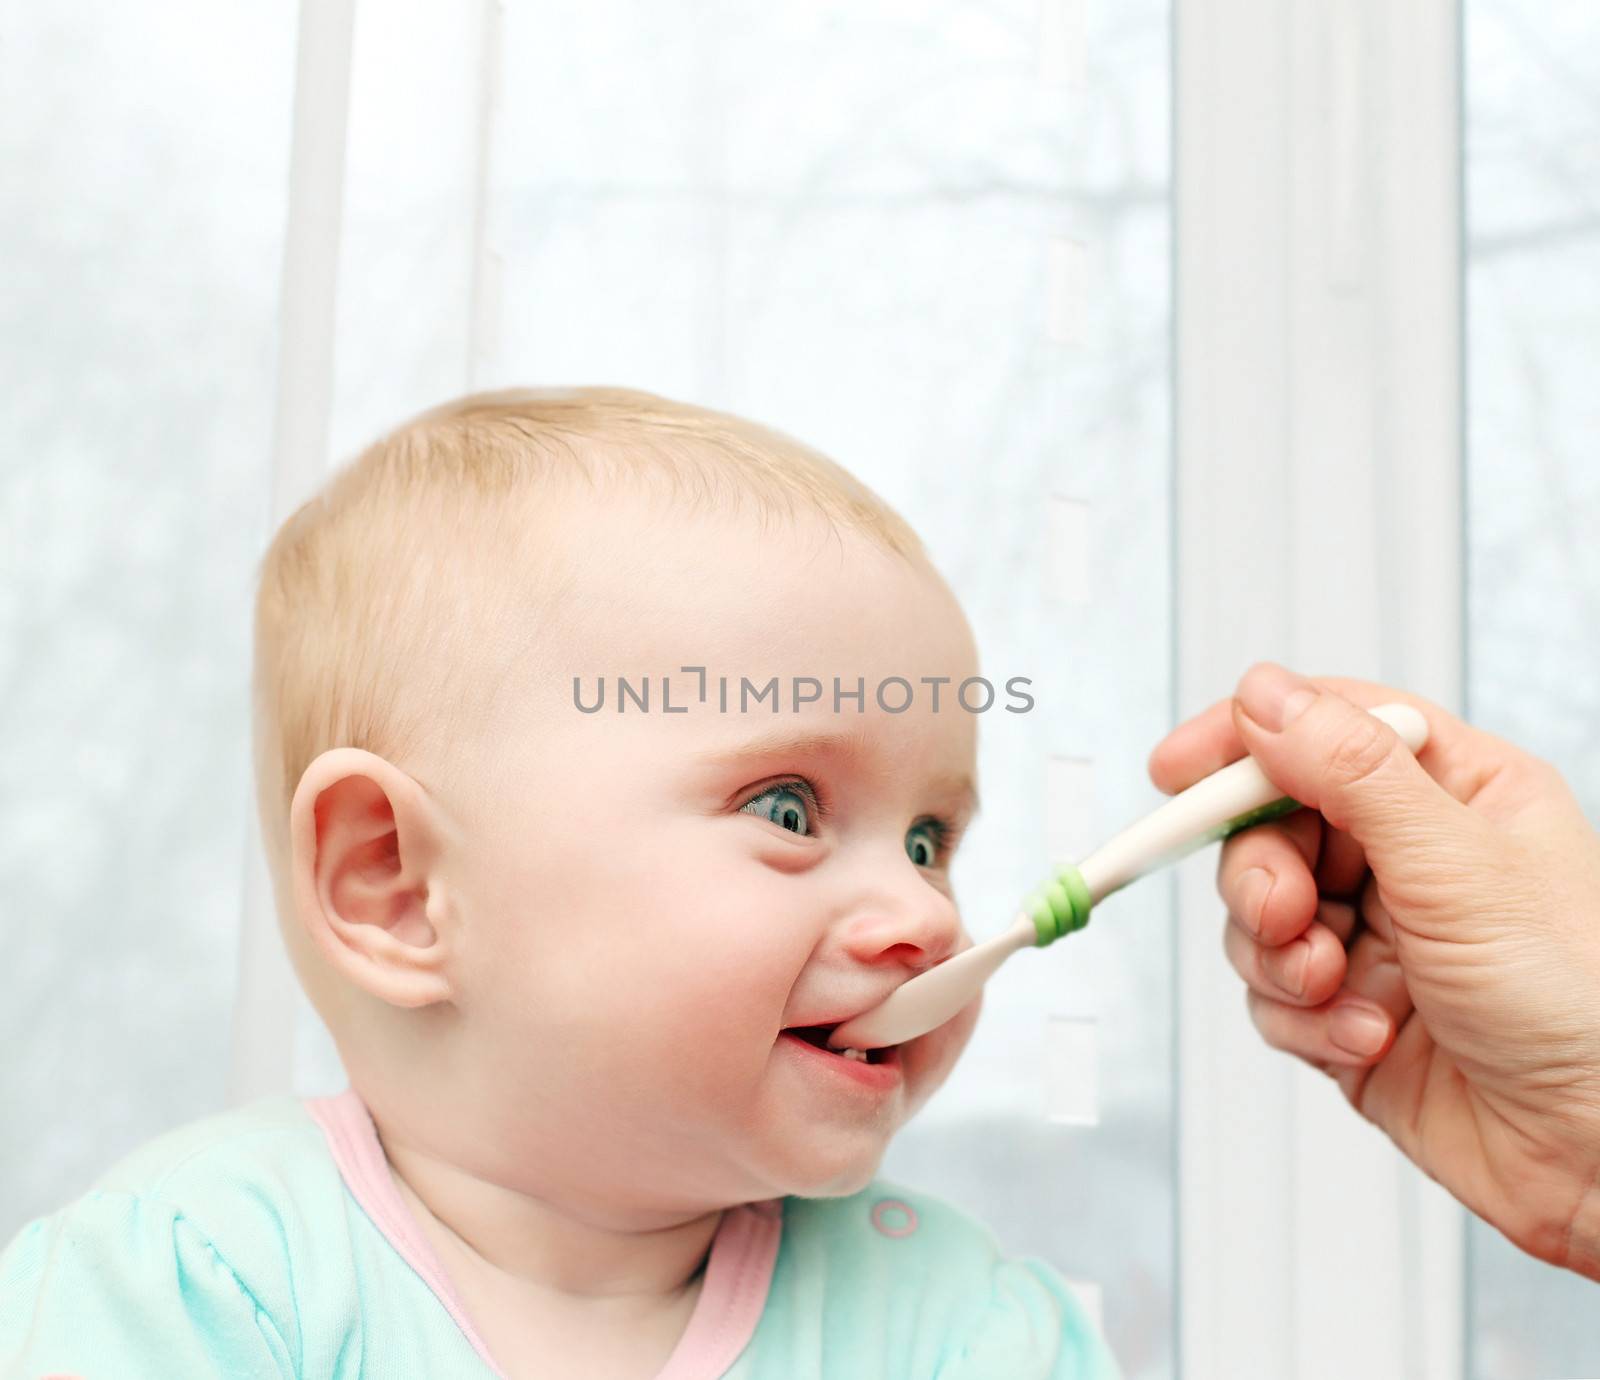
[767, 1142, 890, 1200]
[798, 1162, 883, 1198]
[749, 1090, 916, 1199]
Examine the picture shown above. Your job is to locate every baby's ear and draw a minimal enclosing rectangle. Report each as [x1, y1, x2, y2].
[289, 747, 456, 1008]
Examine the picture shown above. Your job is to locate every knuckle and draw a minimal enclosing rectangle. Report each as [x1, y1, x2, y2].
[1324, 716, 1395, 792]
[1531, 754, 1569, 796]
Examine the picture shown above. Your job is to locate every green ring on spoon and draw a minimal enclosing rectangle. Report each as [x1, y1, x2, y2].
[1027, 864, 1092, 948]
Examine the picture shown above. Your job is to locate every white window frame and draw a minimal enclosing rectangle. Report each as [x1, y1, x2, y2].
[1174, 0, 1465, 1377]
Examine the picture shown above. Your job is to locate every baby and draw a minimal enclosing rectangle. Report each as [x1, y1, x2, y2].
[0, 389, 1119, 1379]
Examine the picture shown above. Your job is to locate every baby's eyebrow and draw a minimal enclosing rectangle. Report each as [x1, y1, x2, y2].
[698, 725, 980, 821]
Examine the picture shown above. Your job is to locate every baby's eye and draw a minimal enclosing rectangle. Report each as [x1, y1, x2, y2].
[740, 783, 814, 836]
[906, 821, 944, 868]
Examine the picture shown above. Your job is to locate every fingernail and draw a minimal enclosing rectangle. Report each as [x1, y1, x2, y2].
[1264, 940, 1309, 998]
[1328, 1003, 1390, 1056]
[1239, 867, 1274, 936]
[1237, 663, 1318, 733]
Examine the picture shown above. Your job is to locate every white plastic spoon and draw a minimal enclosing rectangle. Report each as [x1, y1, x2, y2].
[827, 701, 1428, 1053]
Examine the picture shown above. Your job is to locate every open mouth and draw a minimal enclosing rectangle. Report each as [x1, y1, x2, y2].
[784, 1024, 895, 1065]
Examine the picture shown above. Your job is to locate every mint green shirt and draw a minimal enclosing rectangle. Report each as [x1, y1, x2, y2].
[0, 1093, 1121, 1379]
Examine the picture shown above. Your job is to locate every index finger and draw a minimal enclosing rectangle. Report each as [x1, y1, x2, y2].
[1146, 671, 1512, 805]
[1146, 695, 1241, 795]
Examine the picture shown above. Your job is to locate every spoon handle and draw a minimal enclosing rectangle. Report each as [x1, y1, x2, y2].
[1023, 701, 1429, 948]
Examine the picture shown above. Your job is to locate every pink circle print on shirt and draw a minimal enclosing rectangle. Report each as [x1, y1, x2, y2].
[870, 1198, 919, 1239]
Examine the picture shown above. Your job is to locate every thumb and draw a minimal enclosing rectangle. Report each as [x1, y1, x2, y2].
[1231, 663, 1489, 898]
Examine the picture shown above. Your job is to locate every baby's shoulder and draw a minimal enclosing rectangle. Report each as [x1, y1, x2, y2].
[74, 1096, 351, 1296]
[0, 1097, 358, 1376]
[93, 1094, 326, 1187]
[89, 1094, 345, 1234]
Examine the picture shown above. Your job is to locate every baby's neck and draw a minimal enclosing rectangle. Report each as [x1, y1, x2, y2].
[374, 1117, 723, 1305]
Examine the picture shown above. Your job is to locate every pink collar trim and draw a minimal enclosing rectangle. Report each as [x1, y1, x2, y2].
[303, 1089, 783, 1380]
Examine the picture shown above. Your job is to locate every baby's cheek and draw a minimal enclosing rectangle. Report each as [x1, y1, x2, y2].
[677, 907, 806, 1006]
[942, 990, 983, 1063]
[904, 990, 982, 1109]
[625, 929, 789, 1054]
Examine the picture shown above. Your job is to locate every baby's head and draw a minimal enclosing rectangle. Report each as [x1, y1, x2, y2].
[252, 388, 983, 1221]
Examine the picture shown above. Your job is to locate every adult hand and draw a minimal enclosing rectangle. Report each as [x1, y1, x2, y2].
[1149, 662, 1600, 1280]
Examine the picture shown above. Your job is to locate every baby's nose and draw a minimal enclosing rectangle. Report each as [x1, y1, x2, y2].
[841, 885, 963, 972]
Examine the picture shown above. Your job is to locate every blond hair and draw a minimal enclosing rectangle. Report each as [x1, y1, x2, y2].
[250, 385, 923, 898]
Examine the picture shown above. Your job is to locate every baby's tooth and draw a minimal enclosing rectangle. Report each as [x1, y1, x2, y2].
[840, 1047, 867, 1061]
